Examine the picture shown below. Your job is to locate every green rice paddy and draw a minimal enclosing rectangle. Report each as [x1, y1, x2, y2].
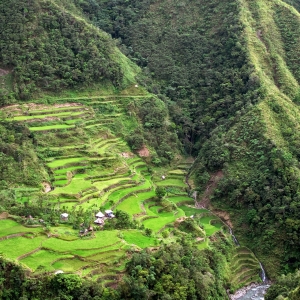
[123, 230, 157, 248]
[30, 124, 76, 131]
[116, 190, 155, 215]
[0, 100, 225, 278]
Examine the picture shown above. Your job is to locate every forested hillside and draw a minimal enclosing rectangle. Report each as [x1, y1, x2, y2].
[0, 0, 135, 102]
[77, 0, 261, 153]
[205, 0, 300, 274]
[74, 0, 300, 275]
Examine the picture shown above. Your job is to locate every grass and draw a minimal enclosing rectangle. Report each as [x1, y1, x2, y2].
[179, 206, 208, 216]
[21, 250, 73, 271]
[108, 180, 151, 203]
[47, 157, 87, 169]
[86, 250, 124, 262]
[72, 242, 123, 257]
[143, 215, 175, 232]
[53, 179, 92, 194]
[229, 246, 261, 290]
[200, 216, 221, 237]
[53, 180, 68, 186]
[0, 96, 231, 276]
[168, 196, 193, 204]
[52, 258, 90, 272]
[0, 219, 21, 231]
[54, 166, 87, 174]
[116, 190, 155, 215]
[156, 178, 186, 188]
[197, 239, 209, 250]
[93, 177, 132, 191]
[0, 219, 42, 237]
[9, 111, 84, 121]
[42, 231, 120, 252]
[123, 230, 157, 248]
[29, 124, 76, 131]
[29, 105, 85, 113]
[0, 236, 46, 260]
[143, 208, 185, 232]
[168, 169, 186, 175]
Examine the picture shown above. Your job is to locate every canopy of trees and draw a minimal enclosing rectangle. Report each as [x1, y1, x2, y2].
[0, 0, 124, 101]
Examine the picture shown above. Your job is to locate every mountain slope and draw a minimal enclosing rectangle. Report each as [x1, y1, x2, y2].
[1, 0, 300, 281]
[0, 0, 137, 102]
[198, 0, 300, 275]
[83, 0, 300, 275]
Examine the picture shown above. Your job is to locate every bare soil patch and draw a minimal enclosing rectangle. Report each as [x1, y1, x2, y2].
[137, 145, 150, 157]
[0, 212, 9, 219]
[196, 170, 224, 208]
[43, 182, 52, 193]
[212, 210, 233, 228]
[0, 68, 10, 76]
[196, 237, 204, 242]
[120, 152, 134, 158]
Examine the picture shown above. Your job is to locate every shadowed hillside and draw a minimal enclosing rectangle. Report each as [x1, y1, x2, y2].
[197, 0, 300, 275]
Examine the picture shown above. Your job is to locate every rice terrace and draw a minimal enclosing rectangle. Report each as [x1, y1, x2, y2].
[0, 85, 243, 288]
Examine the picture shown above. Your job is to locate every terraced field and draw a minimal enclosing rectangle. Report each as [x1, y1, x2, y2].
[230, 246, 261, 290]
[0, 90, 235, 284]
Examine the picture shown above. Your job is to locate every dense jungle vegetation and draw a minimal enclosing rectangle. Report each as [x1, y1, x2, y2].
[0, 0, 126, 102]
[2, 0, 300, 298]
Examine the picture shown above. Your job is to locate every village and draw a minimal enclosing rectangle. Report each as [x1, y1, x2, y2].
[61, 210, 115, 236]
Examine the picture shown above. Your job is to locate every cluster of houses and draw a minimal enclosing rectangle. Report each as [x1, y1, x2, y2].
[59, 210, 115, 236]
[60, 210, 115, 226]
[94, 210, 115, 226]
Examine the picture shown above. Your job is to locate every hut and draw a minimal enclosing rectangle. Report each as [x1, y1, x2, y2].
[60, 213, 69, 221]
[95, 211, 104, 218]
[94, 218, 104, 225]
[105, 210, 115, 218]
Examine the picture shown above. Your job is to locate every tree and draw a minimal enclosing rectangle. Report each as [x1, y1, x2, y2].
[155, 186, 166, 200]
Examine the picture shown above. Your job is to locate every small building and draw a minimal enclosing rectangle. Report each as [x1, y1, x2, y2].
[94, 218, 104, 225]
[54, 270, 64, 275]
[161, 175, 166, 180]
[95, 211, 104, 218]
[60, 213, 69, 221]
[105, 210, 115, 218]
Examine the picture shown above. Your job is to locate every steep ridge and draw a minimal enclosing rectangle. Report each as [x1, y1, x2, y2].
[0, 0, 137, 102]
[199, 0, 300, 276]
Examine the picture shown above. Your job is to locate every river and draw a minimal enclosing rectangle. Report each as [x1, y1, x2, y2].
[235, 284, 270, 300]
[228, 228, 270, 300]
[185, 168, 271, 300]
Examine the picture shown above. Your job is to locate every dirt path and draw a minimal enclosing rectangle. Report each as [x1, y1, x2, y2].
[196, 170, 224, 208]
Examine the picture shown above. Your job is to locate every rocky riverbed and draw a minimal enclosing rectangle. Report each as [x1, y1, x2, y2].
[230, 283, 270, 300]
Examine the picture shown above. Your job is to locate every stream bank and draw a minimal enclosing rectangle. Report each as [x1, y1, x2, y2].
[230, 283, 270, 300]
